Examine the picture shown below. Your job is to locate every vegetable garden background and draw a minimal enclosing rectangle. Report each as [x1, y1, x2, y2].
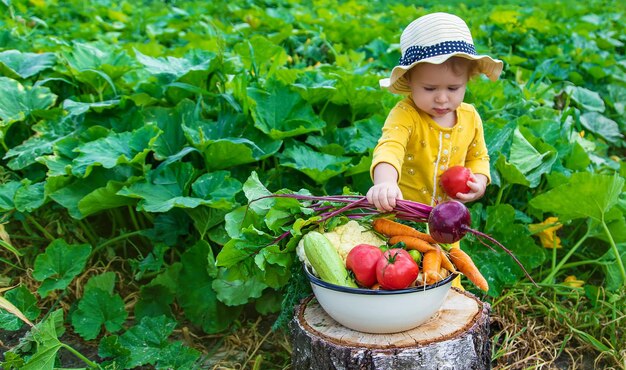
[0, 0, 624, 369]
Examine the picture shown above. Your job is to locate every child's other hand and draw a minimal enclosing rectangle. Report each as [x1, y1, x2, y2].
[366, 182, 403, 212]
[454, 173, 488, 203]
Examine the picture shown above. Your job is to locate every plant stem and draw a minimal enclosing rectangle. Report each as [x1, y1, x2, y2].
[560, 259, 606, 270]
[601, 219, 626, 284]
[25, 214, 55, 241]
[127, 205, 141, 231]
[60, 343, 101, 369]
[494, 183, 508, 206]
[92, 230, 144, 256]
[541, 229, 590, 284]
[78, 219, 99, 246]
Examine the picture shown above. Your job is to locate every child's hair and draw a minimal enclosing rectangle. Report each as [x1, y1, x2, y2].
[444, 57, 480, 79]
[407, 57, 480, 81]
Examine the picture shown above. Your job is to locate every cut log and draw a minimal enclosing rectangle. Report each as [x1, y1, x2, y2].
[290, 288, 491, 370]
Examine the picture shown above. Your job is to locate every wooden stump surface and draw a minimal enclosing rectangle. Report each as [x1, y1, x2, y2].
[290, 288, 492, 370]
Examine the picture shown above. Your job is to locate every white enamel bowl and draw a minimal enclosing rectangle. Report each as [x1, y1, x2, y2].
[304, 265, 457, 334]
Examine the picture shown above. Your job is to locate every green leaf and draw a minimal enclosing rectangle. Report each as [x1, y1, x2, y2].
[333, 115, 384, 155]
[177, 240, 241, 333]
[116, 315, 199, 368]
[97, 335, 130, 368]
[529, 172, 624, 222]
[190, 171, 242, 210]
[234, 35, 288, 78]
[131, 243, 170, 280]
[71, 285, 127, 340]
[135, 48, 217, 79]
[185, 207, 227, 242]
[293, 70, 337, 105]
[48, 166, 135, 219]
[242, 171, 273, 215]
[4, 116, 77, 171]
[0, 50, 56, 79]
[84, 271, 116, 294]
[0, 77, 57, 125]
[0, 286, 40, 331]
[21, 309, 65, 370]
[0, 180, 22, 211]
[118, 162, 228, 212]
[0, 352, 25, 369]
[195, 135, 280, 171]
[506, 128, 556, 187]
[78, 179, 137, 217]
[495, 155, 531, 187]
[565, 85, 605, 112]
[599, 244, 626, 291]
[63, 98, 120, 117]
[212, 266, 268, 306]
[331, 72, 386, 116]
[465, 204, 546, 296]
[248, 79, 326, 139]
[565, 141, 591, 171]
[279, 141, 351, 184]
[145, 103, 190, 160]
[223, 205, 262, 241]
[216, 239, 256, 268]
[13, 180, 45, 212]
[136, 284, 175, 320]
[135, 263, 181, 320]
[63, 42, 133, 80]
[32, 239, 92, 298]
[153, 341, 201, 370]
[71, 124, 160, 177]
[579, 112, 623, 145]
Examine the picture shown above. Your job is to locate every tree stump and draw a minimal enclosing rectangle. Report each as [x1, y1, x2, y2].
[290, 288, 491, 370]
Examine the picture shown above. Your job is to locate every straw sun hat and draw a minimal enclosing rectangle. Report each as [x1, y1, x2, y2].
[380, 12, 503, 94]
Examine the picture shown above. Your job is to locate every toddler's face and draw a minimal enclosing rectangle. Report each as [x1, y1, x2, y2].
[407, 62, 468, 124]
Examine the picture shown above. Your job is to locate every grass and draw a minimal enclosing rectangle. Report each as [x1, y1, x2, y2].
[490, 285, 625, 369]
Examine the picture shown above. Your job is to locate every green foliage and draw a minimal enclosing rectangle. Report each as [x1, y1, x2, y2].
[99, 315, 200, 369]
[0, 0, 624, 367]
[0, 285, 40, 330]
[71, 273, 127, 340]
[32, 239, 92, 298]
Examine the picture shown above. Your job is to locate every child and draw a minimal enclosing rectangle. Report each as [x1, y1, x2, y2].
[366, 12, 503, 288]
[367, 11, 502, 211]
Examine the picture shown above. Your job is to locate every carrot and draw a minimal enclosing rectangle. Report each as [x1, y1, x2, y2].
[422, 249, 442, 285]
[448, 248, 489, 291]
[439, 248, 457, 273]
[388, 235, 437, 253]
[372, 218, 437, 243]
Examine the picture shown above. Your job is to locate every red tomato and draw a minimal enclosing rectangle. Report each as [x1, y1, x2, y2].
[346, 244, 384, 287]
[440, 166, 471, 198]
[375, 249, 419, 290]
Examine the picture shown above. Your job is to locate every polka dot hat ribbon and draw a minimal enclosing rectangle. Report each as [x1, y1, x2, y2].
[398, 41, 477, 66]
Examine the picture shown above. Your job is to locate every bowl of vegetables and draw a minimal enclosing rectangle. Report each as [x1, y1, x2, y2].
[303, 263, 457, 334]
[298, 220, 462, 334]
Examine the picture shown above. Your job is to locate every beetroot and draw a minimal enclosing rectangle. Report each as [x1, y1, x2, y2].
[427, 200, 471, 244]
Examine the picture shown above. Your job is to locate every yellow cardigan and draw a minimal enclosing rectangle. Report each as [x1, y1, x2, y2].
[371, 97, 491, 206]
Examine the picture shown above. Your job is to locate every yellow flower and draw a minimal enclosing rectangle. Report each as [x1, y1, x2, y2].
[563, 275, 584, 288]
[528, 217, 562, 249]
